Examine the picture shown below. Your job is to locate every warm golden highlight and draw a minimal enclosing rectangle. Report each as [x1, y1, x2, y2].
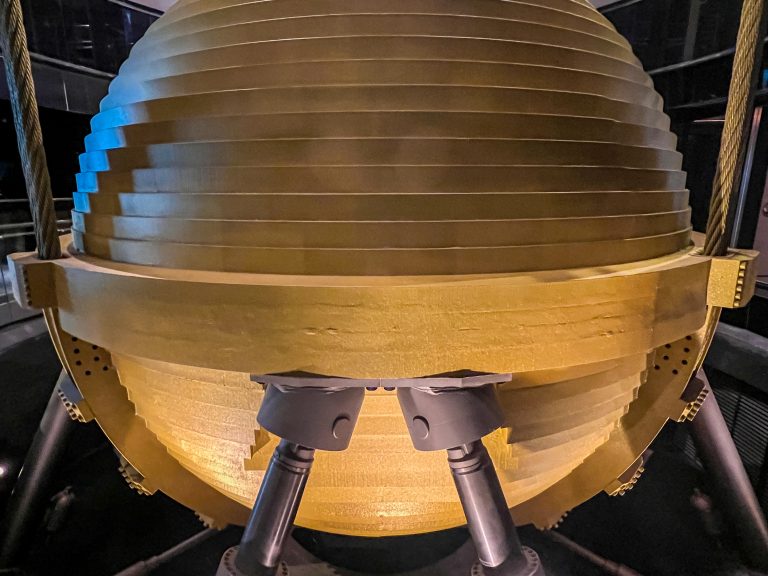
[18, 0, 719, 535]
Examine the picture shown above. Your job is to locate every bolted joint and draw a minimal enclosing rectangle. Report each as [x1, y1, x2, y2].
[217, 547, 289, 576]
[270, 441, 314, 475]
[447, 444, 490, 476]
[474, 547, 545, 576]
[706, 249, 758, 309]
[677, 376, 710, 423]
[397, 385, 505, 451]
[605, 455, 646, 497]
[56, 373, 94, 423]
[117, 453, 158, 496]
[7, 252, 57, 309]
[256, 385, 364, 451]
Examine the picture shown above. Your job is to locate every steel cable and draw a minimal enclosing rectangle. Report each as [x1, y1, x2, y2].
[0, 0, 61, 260]
[704, 0, 766, 257]
[695, 0, 767, 371]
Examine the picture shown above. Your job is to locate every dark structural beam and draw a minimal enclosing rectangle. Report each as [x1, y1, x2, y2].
[690, 370, 768, 570]
[0, 372, 76, 567]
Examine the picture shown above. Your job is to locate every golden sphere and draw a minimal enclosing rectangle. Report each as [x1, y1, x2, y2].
[46, 0, 709, 534]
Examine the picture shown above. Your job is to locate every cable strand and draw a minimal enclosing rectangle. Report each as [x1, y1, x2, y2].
[703, 0, 766, 258]
[0, 0, 61, 260]
[695, 0, 767, 372]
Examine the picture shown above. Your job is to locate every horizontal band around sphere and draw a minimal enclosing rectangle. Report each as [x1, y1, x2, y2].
[125, 13, 637, 63]
[153, 0, 611, 30]
[103, 60, 662, 111]
[76, 166, 686, 195]
[71, 228, 692, 274]
[111, 36, 652, 88]
[77, 140, 682, 172]
[71, 210, 691, 248]
[84, 113, 677, 151]
[92, 85, 670, 130]
[52, 242, 709, 377]
[140, 0, 623, 46]
[73, 190, 690, 219]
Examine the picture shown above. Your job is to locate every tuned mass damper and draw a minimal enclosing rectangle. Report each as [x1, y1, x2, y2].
[11, 0, 728, 536]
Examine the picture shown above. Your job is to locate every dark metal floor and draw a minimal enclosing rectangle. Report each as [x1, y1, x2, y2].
[0, 321, 765, 576]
